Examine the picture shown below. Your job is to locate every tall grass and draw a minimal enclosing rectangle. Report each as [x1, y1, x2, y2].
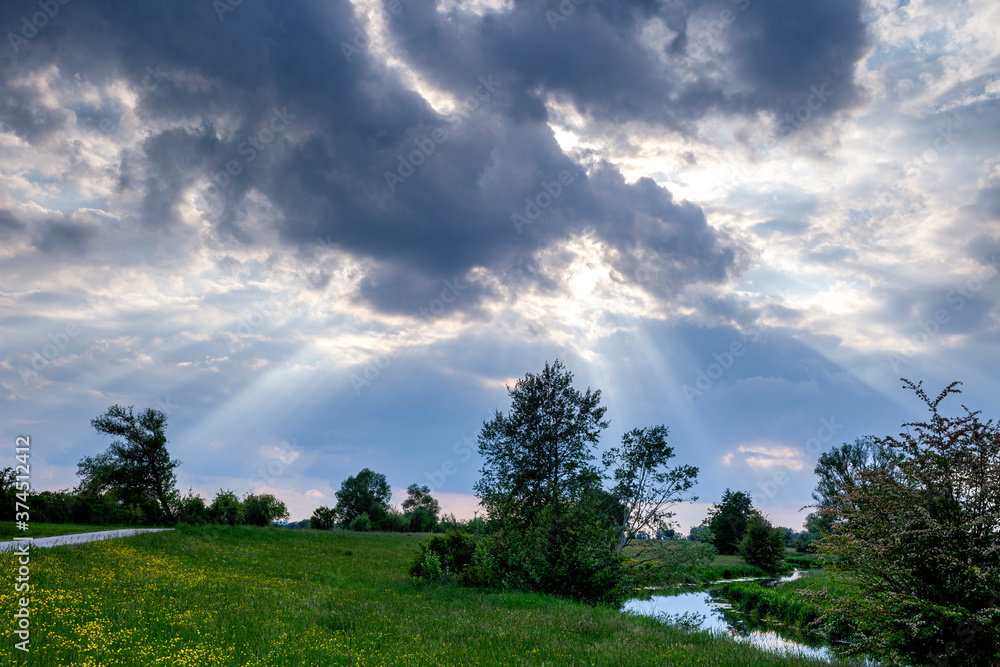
[0, 526, 851, 666]
[722, 573, 859, 644]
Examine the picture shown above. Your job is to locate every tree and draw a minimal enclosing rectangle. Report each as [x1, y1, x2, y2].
[402, 484, 440, 532]
[687, 525, 714, 542]
[0, 467, 18, 516]
[176, 489, 211, 525]
[79, 405, 180, 523]
[209, 489, 243, 525]
[475, 359, 608, 527]
[704, 489, 754, 555]
[243, 493, 289, 526]
[602, 425, 699, 562]
[737, 512, 786, 571]
[821, 380, 1000, 665]
[473, 360, 631, 604]
[334, 468, 391, 529]
[809, 436, 897, 534]
[310, 505, 336, 530]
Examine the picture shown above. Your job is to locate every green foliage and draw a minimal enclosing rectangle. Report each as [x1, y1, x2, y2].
[687, 524, 714, 542]
[475, 359, 609, 527]
[409, 530, 478, 581]
[413, 549, 444, 582]
[602, 425, 699, 555]
[0, 467, 17, 518]
[402, 483, 440, 532]
[810, 436, 897, 535]
[242, 493, 289, 527]
[176, 489, 211, 525]
[821, 380, 1000, 665]
[334, 468, 391, 528]
[469, 360, 635, 605]
[3, 526, 848, 665]
[737, 512, 786, 572]
[348, 512, 373, 532]
[704, 489, 754, 555]
[492, 500, 629, 606]
[209, 489, 244, 526]
[79, 405, 181, 524]
[310, 505, 336, 530]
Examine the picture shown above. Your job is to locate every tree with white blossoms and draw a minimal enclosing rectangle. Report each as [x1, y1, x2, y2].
[820, 380, 1000, 666]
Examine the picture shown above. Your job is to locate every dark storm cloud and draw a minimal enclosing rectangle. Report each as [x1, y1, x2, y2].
[0, 0, 868, 313]
[384, 0, 868, 128]
[33, 217, 98, 255]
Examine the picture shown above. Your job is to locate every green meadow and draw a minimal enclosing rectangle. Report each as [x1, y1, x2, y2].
[0, 526, 856, 666]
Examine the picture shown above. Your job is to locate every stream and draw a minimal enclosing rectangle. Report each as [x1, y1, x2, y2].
[623, 570, 842, 662]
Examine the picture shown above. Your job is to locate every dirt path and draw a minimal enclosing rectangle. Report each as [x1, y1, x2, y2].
[0, 528, 171, 551]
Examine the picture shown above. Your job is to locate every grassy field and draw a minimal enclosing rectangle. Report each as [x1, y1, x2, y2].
[0, 522, 139, 540]
[0, 526, 860, 666]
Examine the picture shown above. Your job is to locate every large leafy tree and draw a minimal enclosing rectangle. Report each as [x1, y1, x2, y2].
[602, 425, 699, 555]
[242, 493, 290, 526]
[821, 380, 1000, 665]
[737, 511, 786, 571]
[402, 484, 440, 532]
[79, 405, 180, 523]
[809, 436, 897, 534]
[475, 359, 608, 526]
[334, 468, 391, 529]
[704, 489, 754, 555]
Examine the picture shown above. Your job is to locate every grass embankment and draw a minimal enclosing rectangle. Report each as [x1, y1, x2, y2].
[645, 543, 818, 586]
[662, 554, 780, 585]
[722, 571, 858, 643]
[0, 522, 138, 540]
[0, 526, 852, 666]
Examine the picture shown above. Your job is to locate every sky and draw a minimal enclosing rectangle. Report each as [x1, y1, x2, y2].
[1, 0, 999, 532]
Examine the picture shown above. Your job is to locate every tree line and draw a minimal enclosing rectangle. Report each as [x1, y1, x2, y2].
[308, 470, 463, 534]
[1, 405, 290, 528]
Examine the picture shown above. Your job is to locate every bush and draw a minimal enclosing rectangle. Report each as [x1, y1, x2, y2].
[413, 550, 444, 582]
[348, 513, 372, 532]
[210, 489, 243, 525]
[310, 506, 336, 530]
[176, 490, 210, 525]
[242, 493, 289, 527]
[737, 512, 786, 572]
[485, 503, 628, 606]
[409, 530, 477, 580]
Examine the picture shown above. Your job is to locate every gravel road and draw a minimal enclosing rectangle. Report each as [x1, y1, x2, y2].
[0, 528, 172, 552]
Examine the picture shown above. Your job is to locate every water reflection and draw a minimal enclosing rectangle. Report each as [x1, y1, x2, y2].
[623, 571, 834, 661]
